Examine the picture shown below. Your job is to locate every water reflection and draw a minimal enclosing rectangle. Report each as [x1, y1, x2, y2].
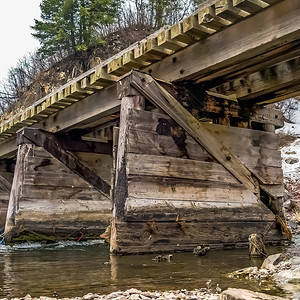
[0, 241, 288, 298]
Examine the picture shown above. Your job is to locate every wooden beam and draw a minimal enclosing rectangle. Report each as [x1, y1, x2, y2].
[18, 128, 111, 197]
[0, 173, 12, 193]
[110, 95, 145, 253]
[233, 0, 268, 14]
[42, 83, 120, 132]
[227, 57, 300, 104]
[58, 139, 112, 155]
[130, 71, 257, 194]
[0, 138, 17, 158]
[143, 0, 300, 84]
[250, 107, 284, 128]
[0, 84, 120, 159]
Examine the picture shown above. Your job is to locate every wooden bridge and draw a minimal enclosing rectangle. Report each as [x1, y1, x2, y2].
[0, 0, 298, 253]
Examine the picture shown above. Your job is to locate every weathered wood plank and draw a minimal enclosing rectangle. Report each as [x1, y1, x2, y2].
[125, 198, 275, 222]
[75, 152, 113, 183]
[0, 173, 12, 193]
[44, 83, 120, 132]
[198, 5, 231, 31]
[0, 84, 120, 158]
[202, 122, 279, 150]
[55, 138, 112, 155]
[157, 30, 187, 51]
[233, 0, 268, 14]
[7, 210, 112, 239]
[129, 109, 280, 151]
[0, 167, 11, 226]
[127, 176, 255, 203]
[19, 194, 111, 209]
[126, 153, 237, 184]
[250, 107, 284, 128]
[215, 0, 249, 23]
[113, 96, 145, 219]
[127, 129, 213, 161]
[111, 95, 145, 253]
[261, 184, 284, 198]
[182, 15, 215, 39]
[201, 123, 283, 184]
[248, 165, 283, 185]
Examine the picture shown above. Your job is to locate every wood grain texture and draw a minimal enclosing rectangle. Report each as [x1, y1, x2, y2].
[127, 176, 254, 203]
[127, 129, 213, 161]
[127, 153, 237, 183]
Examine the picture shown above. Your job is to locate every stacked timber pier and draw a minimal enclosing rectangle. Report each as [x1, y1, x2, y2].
[0, 0, 298, 253]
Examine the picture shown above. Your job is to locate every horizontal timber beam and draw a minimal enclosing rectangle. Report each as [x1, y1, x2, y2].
[41, 83, 120, 132]
[0, 84, 120, 158]
[143, 0, 300, 86]
[18, 128, 111, 197]
[0, 138, 18, 158]
[17, 132, 112, 156]
[217, 57, 300, 104]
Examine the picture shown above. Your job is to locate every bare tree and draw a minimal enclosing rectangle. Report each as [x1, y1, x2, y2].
[276, 98, 300, 123]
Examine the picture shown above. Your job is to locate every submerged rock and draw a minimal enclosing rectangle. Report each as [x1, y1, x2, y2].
[153, 254, 173, 262]
[227, 267, 259, 280]
[193, 245, 210, 256]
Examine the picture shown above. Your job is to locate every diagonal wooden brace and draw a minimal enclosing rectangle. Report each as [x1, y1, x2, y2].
[17, 127, 111, 198]
[130, 70, 258, 194]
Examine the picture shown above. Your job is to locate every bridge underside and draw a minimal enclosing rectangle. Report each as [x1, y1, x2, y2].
[1, 71, 288, 250]
[0, 0, 298, 251]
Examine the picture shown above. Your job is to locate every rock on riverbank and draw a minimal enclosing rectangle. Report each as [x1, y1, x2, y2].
[228, 252, 300, 299]
[2, 287, 288, 300]
[1, 289, 220, 300]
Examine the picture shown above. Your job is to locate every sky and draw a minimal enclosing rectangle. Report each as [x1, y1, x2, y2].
[0, 0, 42, 82]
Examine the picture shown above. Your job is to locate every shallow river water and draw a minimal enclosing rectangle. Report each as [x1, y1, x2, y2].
[0, 240, 295, 298]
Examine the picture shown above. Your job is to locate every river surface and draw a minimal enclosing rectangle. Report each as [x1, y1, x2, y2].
[0, 240, 295, 298]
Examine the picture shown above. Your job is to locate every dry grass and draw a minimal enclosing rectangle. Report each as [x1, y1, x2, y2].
[294, 209, 300, 223]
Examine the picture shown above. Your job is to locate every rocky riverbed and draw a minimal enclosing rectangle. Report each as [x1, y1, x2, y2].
[0, 288, 288, 300]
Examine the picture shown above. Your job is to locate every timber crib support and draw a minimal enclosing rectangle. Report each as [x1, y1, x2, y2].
[4, 129, 114, 243]
[110, 71, 287, 254]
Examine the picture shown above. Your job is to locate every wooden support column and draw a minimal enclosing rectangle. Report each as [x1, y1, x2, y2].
[0, 160, 13, 228]
[110, 95, 145, 254]
[5, 142, 31, 242]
